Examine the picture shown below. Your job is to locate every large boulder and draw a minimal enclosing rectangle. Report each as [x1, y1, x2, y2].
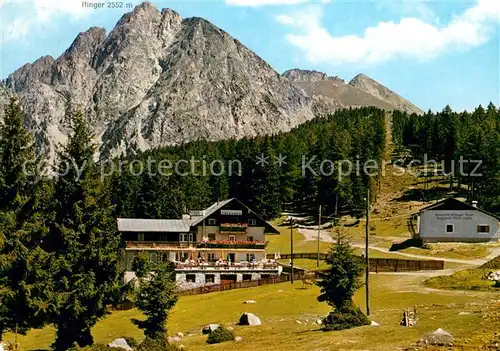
[108, 338, 132, 351]
[420, 328, 454, 346]
[202, 324, 220, 334]
[238, 312, 262, 326]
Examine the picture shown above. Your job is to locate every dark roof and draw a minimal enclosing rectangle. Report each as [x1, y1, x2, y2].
[419, 198, 500, 220]
[190, 198, 280, 234]
[118, 198, 281, 234]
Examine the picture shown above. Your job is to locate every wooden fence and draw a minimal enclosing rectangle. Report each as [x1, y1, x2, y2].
[178, 273, 304, 296]
[268, 253, 444, 272]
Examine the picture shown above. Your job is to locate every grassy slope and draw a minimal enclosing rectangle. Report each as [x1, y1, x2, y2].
[6, 275, 499, 350]
[425, 255, 500, 292]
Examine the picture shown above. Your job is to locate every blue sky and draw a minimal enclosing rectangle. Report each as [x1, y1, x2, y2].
[1, 0, 499, 112]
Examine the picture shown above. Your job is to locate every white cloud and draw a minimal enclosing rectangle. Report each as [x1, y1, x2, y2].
[277, 0, 500, 65]
[1, 0, 92, 43]
[226, 0, 329, 7]
[377, 0, 438, 23]
[32, 0, 92, 22]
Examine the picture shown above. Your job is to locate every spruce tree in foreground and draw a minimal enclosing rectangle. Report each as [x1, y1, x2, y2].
[132, 254, 178, 340]
[317, 231, 370, 331]
[0, 98, 51, 339]
[45, 109, 121, 350]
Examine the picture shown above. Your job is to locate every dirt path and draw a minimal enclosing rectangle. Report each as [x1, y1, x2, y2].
[298, 227, 499, 267]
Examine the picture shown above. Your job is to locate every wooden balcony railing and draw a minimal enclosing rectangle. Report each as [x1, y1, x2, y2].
[125, 241, 196, 249]
[196, 241, 266, 249]
[220, 223, 248, 233]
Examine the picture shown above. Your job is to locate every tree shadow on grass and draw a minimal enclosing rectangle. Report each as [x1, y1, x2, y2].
[389, 238, 423, 251]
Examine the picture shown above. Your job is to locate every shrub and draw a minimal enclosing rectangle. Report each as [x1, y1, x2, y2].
[136, 337, 182, 351]
[322, 304, 370, 331]
[206, 326, 235, 344]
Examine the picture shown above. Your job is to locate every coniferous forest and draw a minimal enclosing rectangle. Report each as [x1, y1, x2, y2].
[392, 103, 500, 214]
[108, 106, 386, 220]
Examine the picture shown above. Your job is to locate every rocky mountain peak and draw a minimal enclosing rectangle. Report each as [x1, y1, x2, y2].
[348, 73, 424, 115]
[5, 1, 314, 160]
[7, 56, 54, 91]
[66, 27, 107, 59]
[283, 69, 345, 84]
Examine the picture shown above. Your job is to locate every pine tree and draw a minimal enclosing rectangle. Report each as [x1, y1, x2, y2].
[317, 231, 365, 310]
[45, 109, 122, 350]
[0, 98, 51, 339]
[317, 231, 369, 330]
[132, 257, 178, 340]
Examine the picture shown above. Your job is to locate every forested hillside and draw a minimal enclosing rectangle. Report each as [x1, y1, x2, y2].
[109, 107, 387, 220]
[392, 103, 500, 213]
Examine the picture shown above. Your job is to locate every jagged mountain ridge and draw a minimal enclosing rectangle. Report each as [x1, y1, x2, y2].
[5, 2, 313, 159]
[3, 2, 424, 160]
[349, 73, 424, 115]
[283, 69, 423, 115]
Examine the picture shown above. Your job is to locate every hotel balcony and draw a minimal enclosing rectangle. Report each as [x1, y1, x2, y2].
[125, 241, 196, 250]
[196, 240, 267, 249]
[219, 223, 248, 233]
[175, 261, 280, 271]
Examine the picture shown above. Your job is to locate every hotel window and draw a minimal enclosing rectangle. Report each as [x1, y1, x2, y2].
[138, 233, 144, 241]
[248, 219, 257, 226]
[208, 233, 216, 241]
[445, 224, 454, 233]
[246, 253, 255, 262]
[208, 218, 216, 225]
[247, 236, 254, 242]
[229, 235, 236, 242]
[156, 253, 168, 263]
[205, 274, 215, 283]
[180, 233, 194, 242]
[208, 253, 216, 261]
[186, 274, 196, 283]
[477, 225, 490, 233]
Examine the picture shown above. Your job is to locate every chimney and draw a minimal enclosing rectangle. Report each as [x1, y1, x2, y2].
[472, 201, 478, 208]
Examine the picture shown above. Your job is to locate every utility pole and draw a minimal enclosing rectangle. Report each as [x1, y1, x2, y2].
[290, 216, 294, 284]
[365, 188, 370, 316]
[316, 205, 322, 267]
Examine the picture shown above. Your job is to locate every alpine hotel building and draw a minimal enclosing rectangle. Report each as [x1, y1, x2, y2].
[118, 198, 282, 286]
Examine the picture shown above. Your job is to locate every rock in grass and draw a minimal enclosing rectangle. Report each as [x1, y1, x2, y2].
[235, 336, 243, 342]
[238, 312, 262, 326]
[167, 336, 182, 343]
[202, 324, 220, 334]
[108, 338, 132, 351]
[244, 300, 257, 304]
[420, 328, 454, 346]
[371, 321, 380, 326]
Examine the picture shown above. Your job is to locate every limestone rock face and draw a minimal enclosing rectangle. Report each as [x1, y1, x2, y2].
[349, 73, 424, 115]
[4, 2, 423, 162]
[283, 68, 345, 84]
[6, 2, 313, 160]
